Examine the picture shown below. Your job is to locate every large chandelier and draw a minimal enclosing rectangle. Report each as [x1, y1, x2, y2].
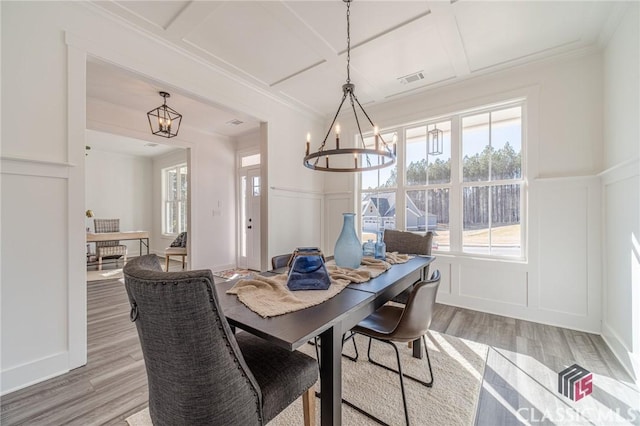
[303, 0, 396, 173]
[147, 91, 182, 138]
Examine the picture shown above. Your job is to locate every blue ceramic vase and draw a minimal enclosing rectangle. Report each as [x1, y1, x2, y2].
[334, 213, 362, 269]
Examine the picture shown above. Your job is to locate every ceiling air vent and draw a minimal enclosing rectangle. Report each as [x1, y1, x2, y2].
[226, 119, 244, 126]
[398, 71, 425, 85]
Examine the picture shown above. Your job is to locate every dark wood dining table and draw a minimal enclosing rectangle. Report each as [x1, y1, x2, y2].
[216, 255, 435, 426]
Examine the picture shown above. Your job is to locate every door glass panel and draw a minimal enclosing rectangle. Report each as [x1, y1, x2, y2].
[252, 176, 260, 196]
[240, 176, 247, 257]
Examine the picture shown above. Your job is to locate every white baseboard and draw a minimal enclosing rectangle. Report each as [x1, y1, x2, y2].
[602, 322, 640, 384]
[1, 351, 70, 396]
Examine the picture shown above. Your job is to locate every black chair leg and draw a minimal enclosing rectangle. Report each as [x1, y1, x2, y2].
[313, 332, 360, 369]
[422, 334, 434, 387]
[314, 337, 320, 367]
[342, 331, 359, 362]
[365, 335, 434, 387]
[381, 339, 410, 425]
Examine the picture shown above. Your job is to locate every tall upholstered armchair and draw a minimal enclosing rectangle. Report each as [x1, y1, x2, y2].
[123, 255, 318, 425]
[94, 218, 127, 271]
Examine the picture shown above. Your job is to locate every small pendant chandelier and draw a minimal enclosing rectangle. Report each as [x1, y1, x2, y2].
[147, 91, 182, 138]
[303, 0, 396, 173]
[428, 124, 443, 155]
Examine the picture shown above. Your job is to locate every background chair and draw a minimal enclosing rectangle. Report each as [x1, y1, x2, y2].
[164, 247, 187, 270]
[165, 232, 187, 270]
[123, 255, 317, 426]
[384, 229, 433, 305]
[353, 270, 441, 425]
[94, 218, 127, 271]
[271, 253, 292, 270]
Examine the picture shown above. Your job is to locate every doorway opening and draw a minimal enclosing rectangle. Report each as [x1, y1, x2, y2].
[237, 152, 261, 271]
[84, 129, 190, 281]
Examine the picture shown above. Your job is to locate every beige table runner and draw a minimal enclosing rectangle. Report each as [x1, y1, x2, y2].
[226, 253, 411, 318]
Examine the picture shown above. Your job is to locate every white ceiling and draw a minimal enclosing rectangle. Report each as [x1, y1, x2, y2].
[86, 128, 180, 157]
[86, 0, 621, 149]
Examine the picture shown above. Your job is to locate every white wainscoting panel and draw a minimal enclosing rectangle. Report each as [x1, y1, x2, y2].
[537, 182, 592, 317]
[459, 264, 528, 307]
[601, 159, 639, 377]
[1, 172, 70, 394]
[431, 258, 451, 295]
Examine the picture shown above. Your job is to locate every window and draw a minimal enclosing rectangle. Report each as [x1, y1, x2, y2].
[163, 164, 187, 235]
[461, 107, 522, 256]
[241, 153, 261, 168]
[405, 120, 452, 251]
[360, 131, 398, 242]
[358, 101, 524, 258]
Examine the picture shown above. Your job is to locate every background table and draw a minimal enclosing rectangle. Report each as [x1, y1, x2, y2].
[86, 231, 150, 256]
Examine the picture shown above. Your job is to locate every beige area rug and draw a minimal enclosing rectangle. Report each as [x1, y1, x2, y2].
[126, 332, 488, 425]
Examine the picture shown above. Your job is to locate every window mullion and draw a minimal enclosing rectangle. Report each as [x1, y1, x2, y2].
[449, 115, 462, 253]
[488, 112, 493, 254]
[396, 128, 405, 231]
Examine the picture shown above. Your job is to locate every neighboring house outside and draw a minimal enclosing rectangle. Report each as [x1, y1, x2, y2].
[362, 193, 436, 233]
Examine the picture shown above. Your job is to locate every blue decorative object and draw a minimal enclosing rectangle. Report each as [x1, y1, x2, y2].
[286, 247, 331, 291]
[334, 213, 362, 269]
[363, 239, 375, 257]
[375, 230, 386, 260]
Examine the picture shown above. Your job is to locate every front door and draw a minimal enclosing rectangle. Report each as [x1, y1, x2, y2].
[239, 166, 261, 270]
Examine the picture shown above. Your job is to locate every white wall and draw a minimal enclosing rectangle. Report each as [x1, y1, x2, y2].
[601, 3, 640, 381]
[236, 129, 261, 152]
[0, 1, 321, 394]
[85, 132, 153, 257]
[326, 51, 606, 333]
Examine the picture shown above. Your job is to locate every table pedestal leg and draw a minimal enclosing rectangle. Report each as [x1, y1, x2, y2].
[320, 326, 342, 426]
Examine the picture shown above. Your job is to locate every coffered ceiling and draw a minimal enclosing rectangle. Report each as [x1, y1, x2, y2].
[87, 0, 621, 138]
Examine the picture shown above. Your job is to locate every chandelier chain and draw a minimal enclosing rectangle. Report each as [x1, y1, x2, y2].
[302, 0, 396, 172]
[346, 0, 351, 84]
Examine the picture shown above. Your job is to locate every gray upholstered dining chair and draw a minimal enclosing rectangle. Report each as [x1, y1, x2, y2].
[94, 218, 127, 271]
[384, 229, 433, 304]
[353, 270, 441, 425]
[271, 253, 293, 271]
[123, 255, 318, 426]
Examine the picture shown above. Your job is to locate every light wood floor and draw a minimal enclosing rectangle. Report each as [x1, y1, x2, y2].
[1, 263, 638, 425]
